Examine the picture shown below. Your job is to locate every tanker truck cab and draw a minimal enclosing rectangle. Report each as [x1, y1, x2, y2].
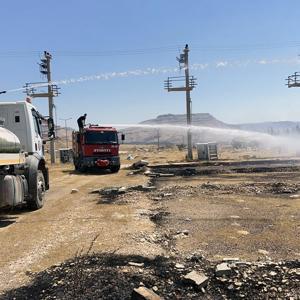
[0, 101, 54, 209]
[0, 101, 44, 156]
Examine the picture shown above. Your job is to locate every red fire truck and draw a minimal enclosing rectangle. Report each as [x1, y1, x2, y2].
[72, 125, 124, 173]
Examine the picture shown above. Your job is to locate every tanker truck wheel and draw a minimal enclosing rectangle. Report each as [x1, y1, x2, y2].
[28, 170, 46, 210]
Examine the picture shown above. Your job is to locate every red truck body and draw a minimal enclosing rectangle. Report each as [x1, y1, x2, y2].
[72, 125, 121, 173]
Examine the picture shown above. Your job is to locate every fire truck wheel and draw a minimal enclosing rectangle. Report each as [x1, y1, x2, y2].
[28, 170, 46, 210]
[110, 166, 120, 173]
[79, 163, 87, 173]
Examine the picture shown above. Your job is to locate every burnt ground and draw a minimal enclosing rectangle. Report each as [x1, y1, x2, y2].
[1, 252, 299, 300]
[1, 161, 300, 299]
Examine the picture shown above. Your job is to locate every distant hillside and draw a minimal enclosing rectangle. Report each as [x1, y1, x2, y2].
[141, 113, 233, 128]
[124, 113, 234, 144]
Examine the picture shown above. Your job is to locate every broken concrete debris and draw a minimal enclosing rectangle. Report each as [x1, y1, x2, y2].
[175, 263, 185, 269]
[132, 160, 149, 169]
[184, 270, 209, 288]
[92, 184, 156, 196]
[3, 252, 300, 299]
[128, 262, 145, 267]
[145, 172, 175, 178]
[132, 286, 162, 300]
[215, 262, 231, 276]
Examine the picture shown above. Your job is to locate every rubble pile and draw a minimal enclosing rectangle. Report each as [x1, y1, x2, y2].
[2, 253, 299, 299]
[155, 182, 300, 197]
[200, 182, 300, 194]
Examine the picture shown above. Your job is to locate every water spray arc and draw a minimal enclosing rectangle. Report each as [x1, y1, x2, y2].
[1, 56, 299, 96]
[164, 44, 197, 160]
[106, 123, 300, 152]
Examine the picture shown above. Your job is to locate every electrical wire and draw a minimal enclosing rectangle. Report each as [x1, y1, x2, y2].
[0, 41, 300, 58]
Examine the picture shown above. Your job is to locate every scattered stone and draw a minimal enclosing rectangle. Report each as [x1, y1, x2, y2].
[176, 229, 189, 236]
[222, 257, 240, 262]
[99, 187, 123, 196]
[132, 286, 162, 300]
[129, 185, 156, 192]
[216, 263, 231, 276]
[157, 173, 175, 178]
[128, 166, 148, 175]
[175, 263, 185, 269]
[127, 154, 134, 160]
[132, 160, 149, 169]
[184, 270, 209, 288]
[144, 170, 152, 176]
[258, 249, 270, 255]
[289, 194, 300, 198]
[152, 286, 158, 292]
[118, 186, 128, 193]
[128, 262, 145, 267]
[71, 188, 79, 194]
[145, 172, 175, 178]
[237, 230, 249, 235]
[231, 222, 241, 227]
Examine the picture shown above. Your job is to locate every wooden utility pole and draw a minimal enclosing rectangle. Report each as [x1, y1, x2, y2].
[164, 44, 197, 160]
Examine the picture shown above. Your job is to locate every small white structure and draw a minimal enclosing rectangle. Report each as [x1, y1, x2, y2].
[196, 142, 218, 160]
[59, 148, 73, 163]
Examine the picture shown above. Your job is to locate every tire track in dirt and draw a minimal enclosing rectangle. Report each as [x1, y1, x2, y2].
[0, 169, 156, 293]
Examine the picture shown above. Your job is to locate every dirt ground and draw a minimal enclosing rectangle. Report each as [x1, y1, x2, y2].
[0, 145, 299, 298]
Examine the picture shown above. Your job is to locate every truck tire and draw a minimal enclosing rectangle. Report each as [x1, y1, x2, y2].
[27, 170, 46, 210]
[110, 165, 120, 173]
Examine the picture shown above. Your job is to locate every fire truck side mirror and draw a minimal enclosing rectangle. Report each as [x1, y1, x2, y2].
[121, 134, 125, 141]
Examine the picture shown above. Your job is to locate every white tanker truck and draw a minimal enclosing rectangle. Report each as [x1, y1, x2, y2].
[0, 100, 54, 210]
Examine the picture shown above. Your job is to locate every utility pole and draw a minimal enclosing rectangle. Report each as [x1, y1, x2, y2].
[286, 72, 300, 88]
[24, 51, 60, 164]
[44, 52, 55, 164]
[164, 44, 197, 160]
[184, 45, 193, 159]
[60, 117, 72, 148]
[157, 129, 160, 150]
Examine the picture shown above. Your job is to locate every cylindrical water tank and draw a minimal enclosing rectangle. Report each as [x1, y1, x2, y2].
[0, 127, 21, 154]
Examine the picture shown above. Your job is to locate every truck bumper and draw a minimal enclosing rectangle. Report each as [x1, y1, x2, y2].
[79, 156, 120, 168]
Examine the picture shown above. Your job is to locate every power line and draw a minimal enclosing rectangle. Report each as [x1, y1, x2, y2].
[0, 41, 300, 58]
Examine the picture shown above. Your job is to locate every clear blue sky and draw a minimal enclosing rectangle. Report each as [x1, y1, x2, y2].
[1, 0, 300, 127]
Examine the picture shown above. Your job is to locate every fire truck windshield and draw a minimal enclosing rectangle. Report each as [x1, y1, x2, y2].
[85, 131, 118, 144]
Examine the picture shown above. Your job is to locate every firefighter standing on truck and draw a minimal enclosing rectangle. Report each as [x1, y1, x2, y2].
[77, 114, 87, 131]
